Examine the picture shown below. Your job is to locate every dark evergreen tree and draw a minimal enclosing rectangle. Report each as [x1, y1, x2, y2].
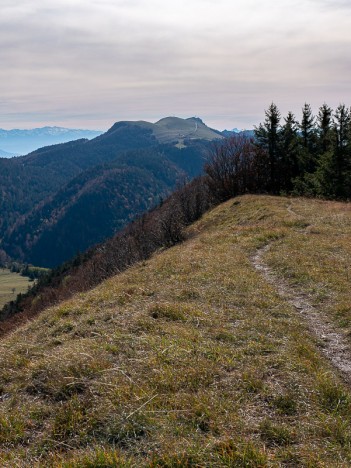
[301, 103, 315, 148]
[333, 104, 350, 197]
[347, 106, 351, 196]
[310, 103, 335, 198]
[279, 112, 300, 191]
[317, 103, 333, 154]
[254, 103, 281, 193]
[299, 103, 317, 173]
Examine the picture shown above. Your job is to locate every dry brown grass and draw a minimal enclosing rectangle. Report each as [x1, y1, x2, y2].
[0, 195, 351, 466]
[263, 197, 351, 334]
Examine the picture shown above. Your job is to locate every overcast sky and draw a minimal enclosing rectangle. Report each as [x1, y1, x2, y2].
[1, 0, 350, 130]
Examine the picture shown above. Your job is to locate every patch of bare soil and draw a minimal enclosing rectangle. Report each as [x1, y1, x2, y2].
[252, 243, 351, 384]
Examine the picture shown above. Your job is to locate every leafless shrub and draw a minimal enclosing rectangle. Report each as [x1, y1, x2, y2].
[205, 135, 269, 202]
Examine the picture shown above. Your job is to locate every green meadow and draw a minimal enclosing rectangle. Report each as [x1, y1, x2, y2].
[0, 269, 31, 309]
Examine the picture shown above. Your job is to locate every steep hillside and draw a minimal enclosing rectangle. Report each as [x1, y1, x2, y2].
[2, 177, 210, 319]
[1, 195, 351, 466]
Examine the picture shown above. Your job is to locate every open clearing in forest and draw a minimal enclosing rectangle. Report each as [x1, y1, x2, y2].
[0, 268, 30, 309]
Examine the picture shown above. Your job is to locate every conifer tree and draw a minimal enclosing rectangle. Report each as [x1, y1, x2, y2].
[254, 103, 281, 193]
[334, 104, 349, 152]
[317, 103, 333, 153]
[299, 103, 317, 173]
[333, 104, 350, 197]
[301, 103, 315, 148]
[312, 103, 334, 198]
[347, 106, 351, 196]
[279, 112, 300, 191]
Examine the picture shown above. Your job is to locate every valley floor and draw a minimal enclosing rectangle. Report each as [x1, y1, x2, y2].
[0, 195, 351, 466]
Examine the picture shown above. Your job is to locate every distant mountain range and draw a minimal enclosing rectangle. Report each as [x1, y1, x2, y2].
[222, 128, 255, 138]
[0, 120, 253, 158]
[0, 126, 103, 156]
[0, 116, 223, 267]
[0, 148, 16, 158]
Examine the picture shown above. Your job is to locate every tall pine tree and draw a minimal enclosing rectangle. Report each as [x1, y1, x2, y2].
[254, 103, 281, 193]
[317, 103, 333, 154]
[333, 104, 350, 197]
[279, 112, 300, 191]
[299, 103, 317, 173]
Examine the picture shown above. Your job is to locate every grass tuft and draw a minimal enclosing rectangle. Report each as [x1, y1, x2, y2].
[214, 439, 268, 466]
[259, 419, 294, 446]
[149, 303, 187, 321]
[317, 373, 351, 414]
[271, 393, 298, 415]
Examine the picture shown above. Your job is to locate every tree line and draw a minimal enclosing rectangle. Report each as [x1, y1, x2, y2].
[204, 102, 351, 202]
[255, 102, 351, 198]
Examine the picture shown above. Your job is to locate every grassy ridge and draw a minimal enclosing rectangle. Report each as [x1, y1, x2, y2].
[0, 269, 30, 309]
[0, 195, 351, 466]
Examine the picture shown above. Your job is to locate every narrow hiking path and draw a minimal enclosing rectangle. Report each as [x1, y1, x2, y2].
[252, 242, 351, 385]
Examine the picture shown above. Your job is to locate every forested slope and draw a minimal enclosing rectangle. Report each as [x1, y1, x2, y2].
[2, 150, 186, 267]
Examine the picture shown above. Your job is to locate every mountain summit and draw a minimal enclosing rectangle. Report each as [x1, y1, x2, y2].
[105, 116, 223, 148]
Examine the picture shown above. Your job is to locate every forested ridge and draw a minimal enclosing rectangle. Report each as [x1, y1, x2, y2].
[0, 124, 157, 236]
[0, 120, 211, 267]
[2, 147, 205, 267]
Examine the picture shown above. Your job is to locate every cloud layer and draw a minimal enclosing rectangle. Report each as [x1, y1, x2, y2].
[1, 0, 350, 129]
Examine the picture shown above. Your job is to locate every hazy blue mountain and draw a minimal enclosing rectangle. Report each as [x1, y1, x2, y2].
[0, 126, 103, 155]
[222, 129, 255, 138]
[0, 148, 17, 158]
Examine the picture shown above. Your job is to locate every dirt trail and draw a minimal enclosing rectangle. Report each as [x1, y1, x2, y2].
[252, 243, 351, 384]
[286, 203, 297, 217]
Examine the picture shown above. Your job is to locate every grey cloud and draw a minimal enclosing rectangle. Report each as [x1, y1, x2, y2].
[1, 0, 351, 130]
[315, 0, 351, 8]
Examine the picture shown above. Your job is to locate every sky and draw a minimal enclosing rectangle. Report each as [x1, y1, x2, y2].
[1, 0, 351, 131]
